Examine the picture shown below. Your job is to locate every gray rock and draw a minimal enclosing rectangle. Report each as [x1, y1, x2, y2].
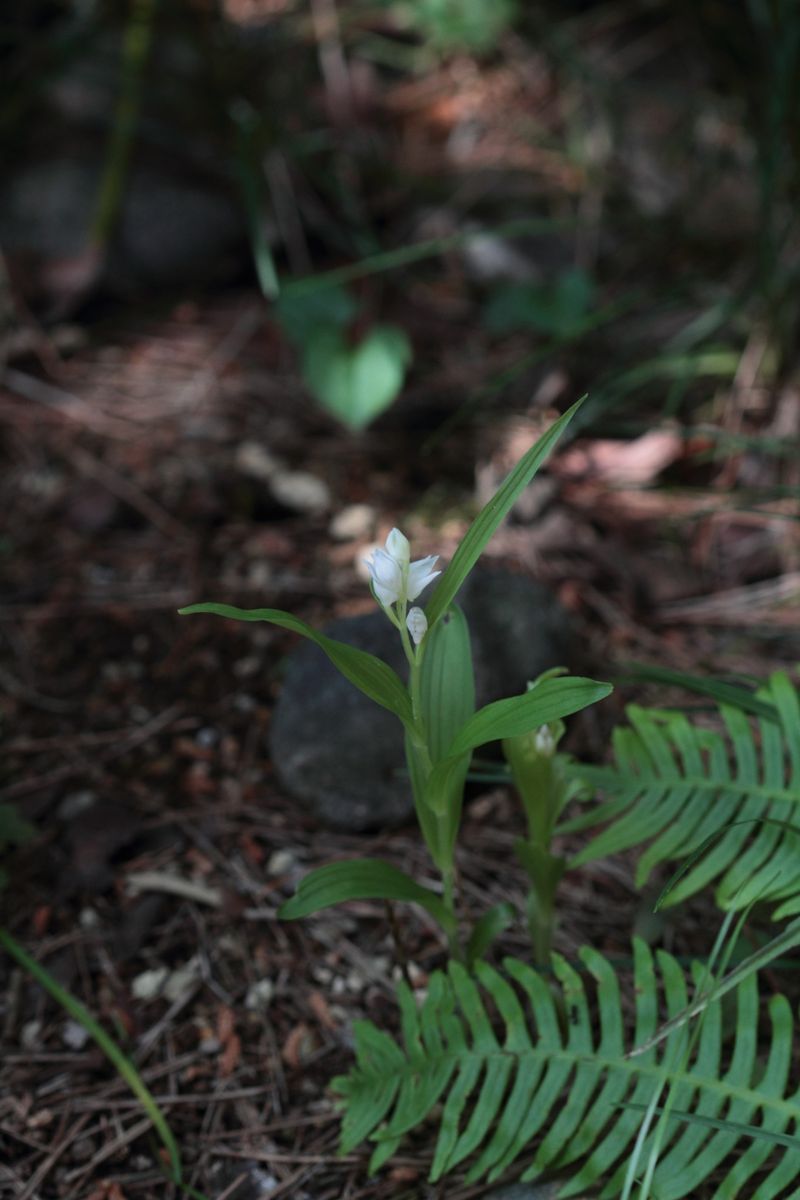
[268, 568, 571, 831]
[0, 157, 244, 303]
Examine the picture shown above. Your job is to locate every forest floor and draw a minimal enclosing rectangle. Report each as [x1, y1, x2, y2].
[1, 283, 798, 1200]
[2, 4, 800, 1197]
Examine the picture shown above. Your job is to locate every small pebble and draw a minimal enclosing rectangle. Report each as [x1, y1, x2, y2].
[131, 966, 168, 1001]
[57, 790, 96, 820]
[267, 849, 295, 877]
[236, 441, 280, 482]
[270, 469, 330, 514]
[164, 955, 202, 1001]
[21, 1020, 41, 1050]
[62, 1020, 90, 1050]
[329, 503, 375, 541]
[245, 979, 275, 1012]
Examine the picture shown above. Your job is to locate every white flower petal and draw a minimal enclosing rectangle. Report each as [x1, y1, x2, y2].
[406, 555, 440, 602]
[366, 547, 404, 606]
[385, 528, 410, 566]
[406, 606, 428, 646]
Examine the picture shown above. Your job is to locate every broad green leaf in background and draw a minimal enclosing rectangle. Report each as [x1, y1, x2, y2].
[179, 603, 412, 726]
[410, 0, 518, 52]
[425, 397, 584, 627]
[278, 858, 457, 936]
[274, 284, 358, 346]
[483, 269, 595, 338]
[302, 324, 413, 431]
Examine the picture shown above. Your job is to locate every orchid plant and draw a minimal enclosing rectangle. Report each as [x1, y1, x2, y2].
[181, 398, 612, 954]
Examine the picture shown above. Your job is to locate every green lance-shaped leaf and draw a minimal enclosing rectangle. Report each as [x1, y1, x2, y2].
[277, 858, 458, 938]
[419, 605, 475, 761]
[448, 676, 612, 756]
[179, 603, 412, 726]
[409, 605, 475, 860]
[424, 676, 612, 814]
[425, 397, 584, 628]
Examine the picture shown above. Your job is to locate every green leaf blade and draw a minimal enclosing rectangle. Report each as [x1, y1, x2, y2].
[179, 603, 412, 725]
[446, 676, 612, 759]
[277, 858, 455, 935]
[425, 398, 584, 627]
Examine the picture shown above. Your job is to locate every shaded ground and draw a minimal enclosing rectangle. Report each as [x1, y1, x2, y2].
[1, 288, 798, 1199]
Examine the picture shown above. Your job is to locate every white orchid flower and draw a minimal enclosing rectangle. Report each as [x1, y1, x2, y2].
[366, 527, 440, 609]
[406, 606, 428, 646]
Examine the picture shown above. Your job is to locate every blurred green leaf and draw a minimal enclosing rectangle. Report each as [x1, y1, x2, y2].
[278, 858, 457, 935]
[275, 285, 358, 347]
[483, 269, 595, 337]
[302, 325, 413, 431]
[408, 0, 517, 52]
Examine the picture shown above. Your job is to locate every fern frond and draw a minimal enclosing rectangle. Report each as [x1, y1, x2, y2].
[562, 670, 800, 915]
[333, 941, 800, 1196]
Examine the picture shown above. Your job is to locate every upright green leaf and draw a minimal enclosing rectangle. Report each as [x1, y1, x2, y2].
[418, 606, 475, 761]
[414, 606, 475, 856]
[179, 603, 412, 726]
[425, 398, 584, 627]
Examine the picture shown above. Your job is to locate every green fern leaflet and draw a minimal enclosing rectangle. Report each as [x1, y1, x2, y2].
[562, 671, 800, 917]
[334, 941, 800, 1196]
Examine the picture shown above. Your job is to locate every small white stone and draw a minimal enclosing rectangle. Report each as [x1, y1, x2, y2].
[131, 967, 168, 1001]
[57, 790, 96, 820]
[329, 503, 375, 542]
[267, 849, 296, 877]
[245, 979, 275, 1011]
[21, 1020, 42, 1050]
[62, 1019, 90, 1050]
[236, 441, 280, 482]
[270, 470, 331, 514]
[164, 956, 202, 1001]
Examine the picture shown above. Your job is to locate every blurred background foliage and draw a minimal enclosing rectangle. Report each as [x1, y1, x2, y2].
[1, 0, 798, 432]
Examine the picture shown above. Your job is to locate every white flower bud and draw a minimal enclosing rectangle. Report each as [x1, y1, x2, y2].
[385, 527, 410, 567]
[406, 606, 428, 646]
[534, 724, 555, 757]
